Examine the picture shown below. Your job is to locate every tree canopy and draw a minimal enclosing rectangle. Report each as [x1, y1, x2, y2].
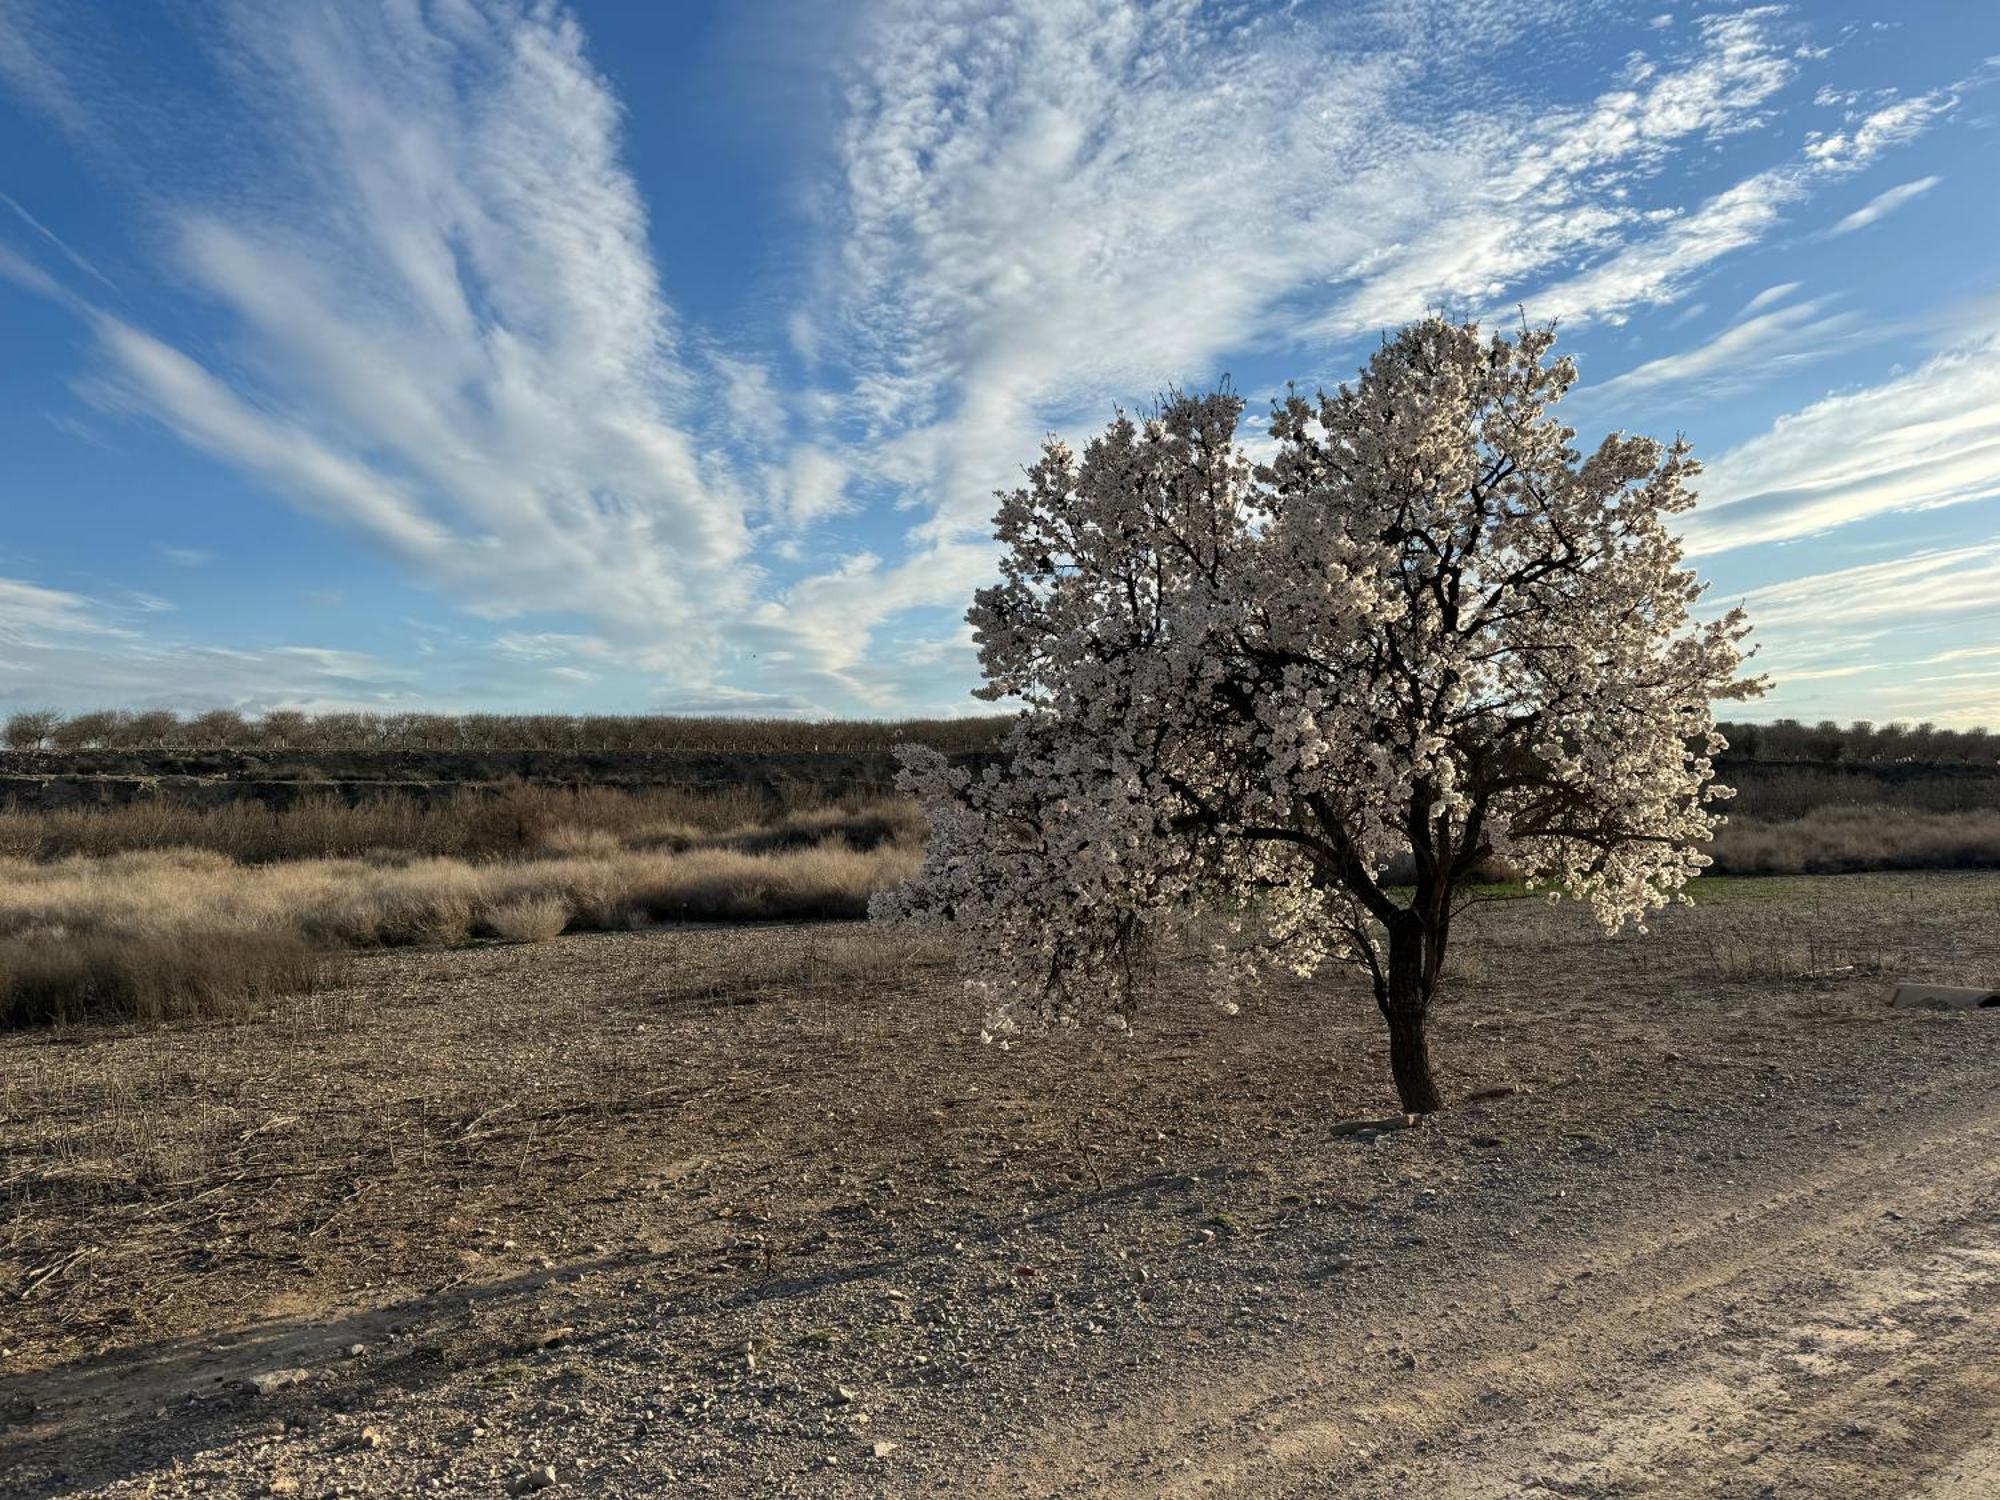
[875, 317, 1761, 1113]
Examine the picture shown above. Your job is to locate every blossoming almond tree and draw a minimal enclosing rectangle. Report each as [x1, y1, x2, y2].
[873, 318, 1761, 1115]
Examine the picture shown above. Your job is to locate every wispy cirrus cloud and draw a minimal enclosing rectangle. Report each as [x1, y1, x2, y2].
[0, 189, 117, 291]
[1828, 174, 1941, 236]
[1523, 82, 1964, 327]
[8, 0, 762, 684]
[0, 0, 96, 146]
[1726, 544, 2000, 727]
[1739, 543, 2000, 630]
[0, 573, 426, 711]
[1581, 284, 1859, 403]
[783, 1, 1886, 681]
[1920, 643, 2000, 667]
[1804, 90, 1958, 172]
[0, 575, 126, 642]
[1304, 7, 1804, 338]
[1523, 168, 1807, 326]
[0, 0, 1982, 718]
[1686, 327, 2000, 555]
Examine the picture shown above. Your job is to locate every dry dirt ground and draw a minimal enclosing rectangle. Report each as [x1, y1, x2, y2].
[3, 872, 1998, 1498]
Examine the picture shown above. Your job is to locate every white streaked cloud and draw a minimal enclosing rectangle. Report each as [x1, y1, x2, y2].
[1771, 663, 1881, 683]
[0, 0, 95, 146]
[1921, 643, 2000, 666]
[1584, 287, 1859, 404]
[0, 573, 425, 710]
[1828, 174, 1941, 235]
[1729, 544, 2000, 727]
[1524, 79, 1966, 325]
[1804, 91, 1957, 172]
[763, 447, 852, 530]
[1869, 671, 2000, 729]
[826, 2, 1804, 506]
[1742, 282, 1801, 315]
[0, 239, 64, 301]
[1314, 8, 1805, 336]
[0, 576, 126, 642]
[0, 189, 117, 292]
[82, 314, 458, 563]
[1526, 168, 1806, 326]
[750, 540, 999, 703]
[1737, 543, 2000, 630]
[21, 2, 761, 683]
[0, 0, 1985, 717]
[1687, 328, 2000, 554]
[784, 1, 1877, 680]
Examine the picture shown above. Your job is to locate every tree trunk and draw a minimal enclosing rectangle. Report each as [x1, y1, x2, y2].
[1381, 918, 1443, 1114]
[1383, 1003, 1442, 1115]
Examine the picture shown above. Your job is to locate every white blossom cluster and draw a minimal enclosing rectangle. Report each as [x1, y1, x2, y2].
[872, 319, 1760, 1037]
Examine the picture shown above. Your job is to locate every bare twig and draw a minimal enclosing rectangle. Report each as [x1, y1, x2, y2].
[19, 1244, 99, 1300]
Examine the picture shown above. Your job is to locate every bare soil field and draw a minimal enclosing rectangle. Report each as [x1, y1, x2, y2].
[4, 872, 1998, 1497]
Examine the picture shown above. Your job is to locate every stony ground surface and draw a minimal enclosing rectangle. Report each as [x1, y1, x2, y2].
[3, 872, 1998, 1497]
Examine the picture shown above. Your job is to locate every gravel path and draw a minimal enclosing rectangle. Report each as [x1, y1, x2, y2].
[988, 1066, 2000, 1498]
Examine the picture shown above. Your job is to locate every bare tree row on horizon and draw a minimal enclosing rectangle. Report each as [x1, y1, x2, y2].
[0, 708, 1993, 766]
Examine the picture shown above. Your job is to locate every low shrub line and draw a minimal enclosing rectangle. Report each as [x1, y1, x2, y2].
[4, 799, 1988, 1029]
[0, 785, 924, 864]
[0, 708, 1016, 756]
[2, 709, 1992, 765]
[0, 839, 917, 1028]
[1707, 806, 2000, 876]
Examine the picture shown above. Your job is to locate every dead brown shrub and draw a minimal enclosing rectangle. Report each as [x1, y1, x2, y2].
[1708, 806, 2000, 875]
[480, 895, 572, 943]
[0, 928, 329, 1027]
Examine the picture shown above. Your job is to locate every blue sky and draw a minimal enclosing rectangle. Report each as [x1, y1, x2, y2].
[1, 1, 1997, 725]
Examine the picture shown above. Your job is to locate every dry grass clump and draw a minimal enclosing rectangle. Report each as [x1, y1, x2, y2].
[0, 798, 445, 863]
[0, 844, 917, 950]
[480, 894, 572, 943]
[0, 836, 919, 1029]
[1709, 806, 2000, 875]
[0, 928, 328, 1028]
[719, 800, 927, 854]
[623, 845, 894, 921]
[17, 787, 1986, 1035]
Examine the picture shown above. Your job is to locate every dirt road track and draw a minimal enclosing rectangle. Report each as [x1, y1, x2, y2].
[983, 1090, 2000, 1499]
